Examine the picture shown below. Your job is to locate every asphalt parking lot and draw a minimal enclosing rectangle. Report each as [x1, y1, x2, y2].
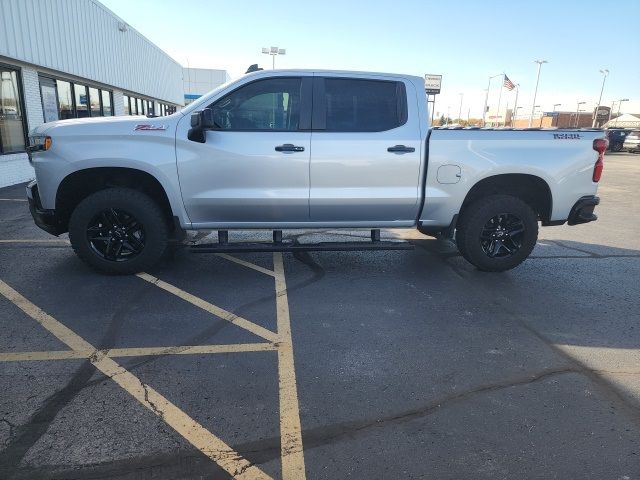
[1, 152, 639, 480]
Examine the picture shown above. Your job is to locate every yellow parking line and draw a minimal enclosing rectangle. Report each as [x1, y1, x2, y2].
[137, 272, 278, 343]
[0, 350, 91, 361]
[0, 279, 272, 480]
[0, 343, 277, 362]
[216, 253, 276, 277]
[273, 253, 307, 480]
[107, 342, 277, 357]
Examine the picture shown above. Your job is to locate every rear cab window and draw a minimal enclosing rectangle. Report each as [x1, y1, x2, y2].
[314, 77, 407, 132]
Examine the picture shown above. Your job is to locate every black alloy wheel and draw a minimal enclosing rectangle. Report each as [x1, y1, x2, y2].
[455, 194, 538, 272]
[69, 188, 168, 275]
[86, 208, 145, 261]
[479, 213, 525, 258]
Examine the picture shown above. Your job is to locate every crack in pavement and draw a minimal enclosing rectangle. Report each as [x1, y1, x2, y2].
[6, 367, 577, 478]
[141, 383, 164, 422]
[0, 283, 152, 479]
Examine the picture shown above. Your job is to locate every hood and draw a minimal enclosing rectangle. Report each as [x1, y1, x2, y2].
[30, 113, 182, 136]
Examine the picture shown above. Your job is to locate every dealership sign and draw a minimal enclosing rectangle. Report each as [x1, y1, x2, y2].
[424, 74, 442, 94]
[595, 106, 611, 121]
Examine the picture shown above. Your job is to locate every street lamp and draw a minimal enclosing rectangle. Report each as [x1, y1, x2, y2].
[552, 103, 561, 127]
[616, 98, 629, 118]
[529, 60, 548, 127]
[482, 74, 503, 126]
[575, 101, 586, 128]
[457, 93, 464, 124]
[592, 69, 609, 127]
[261, 46, 286, 69]
[534, 105, 542, 127]
[608, 98, 629, 123]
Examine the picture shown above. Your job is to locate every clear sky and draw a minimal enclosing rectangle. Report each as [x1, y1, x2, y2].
[99, 0, 639, 119]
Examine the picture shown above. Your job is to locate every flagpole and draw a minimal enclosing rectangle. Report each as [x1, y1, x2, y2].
[495, 74, 504, 127]
[512, 84, 520, 127]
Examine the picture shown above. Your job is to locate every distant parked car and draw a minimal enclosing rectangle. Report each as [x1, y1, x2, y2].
[606, 128, 633, 152]
[622, 130, 640, 153]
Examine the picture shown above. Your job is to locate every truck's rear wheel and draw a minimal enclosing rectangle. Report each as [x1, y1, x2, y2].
[68, 188, 168, 275]
[456, 195, 538, 272]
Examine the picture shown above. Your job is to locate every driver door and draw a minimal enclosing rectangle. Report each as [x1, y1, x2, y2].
[175, 76, 312, 226]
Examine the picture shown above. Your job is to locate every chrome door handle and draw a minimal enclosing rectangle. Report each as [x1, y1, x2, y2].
[275, 144, 305, 152]
[387, 145, 415, 153]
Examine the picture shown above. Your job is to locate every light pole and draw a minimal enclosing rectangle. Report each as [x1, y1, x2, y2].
[534, 105, 542, 127]
[482, 74, 502, 126]
[616, 98, 629, 118]
[529, 60, 548, 127]
[592, 69, 609, 127]
[446, 105, 451, 125]
[575, 101, 586, 127]
[553, 103, 561, 127]
[261, 46, 286, 69]
[457, 93, 464, 124]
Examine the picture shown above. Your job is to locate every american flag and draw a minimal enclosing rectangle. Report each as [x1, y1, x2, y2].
[503, 75, 515, 91]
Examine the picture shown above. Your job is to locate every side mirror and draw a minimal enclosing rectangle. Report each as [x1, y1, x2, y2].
[188, 108, 218, 143]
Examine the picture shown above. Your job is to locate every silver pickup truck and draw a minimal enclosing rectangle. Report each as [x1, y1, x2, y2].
[26, 69, 608, 274]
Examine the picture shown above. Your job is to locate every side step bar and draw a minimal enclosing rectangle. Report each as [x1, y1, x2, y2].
[189, 229, 414, 254]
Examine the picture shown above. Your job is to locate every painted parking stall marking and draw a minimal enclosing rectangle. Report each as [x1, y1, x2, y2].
[0, 252, 307, 480]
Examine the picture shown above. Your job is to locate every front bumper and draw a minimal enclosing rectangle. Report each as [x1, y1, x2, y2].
[567, 195, 599, 226]
[26, 180, 64, 235]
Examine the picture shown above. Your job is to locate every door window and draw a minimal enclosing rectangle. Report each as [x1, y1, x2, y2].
[323, 78, 406, 132]
[210, 78, 301, 131]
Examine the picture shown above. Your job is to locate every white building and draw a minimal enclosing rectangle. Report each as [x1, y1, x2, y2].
[0, 0, 185, 188]
[183, 67, 230, 105]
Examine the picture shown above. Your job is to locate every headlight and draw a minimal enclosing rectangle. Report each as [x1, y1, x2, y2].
[27, 135, 52, 153]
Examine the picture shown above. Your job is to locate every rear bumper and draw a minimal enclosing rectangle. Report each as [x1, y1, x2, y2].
[26, 180, 64, 235]
[567, 195, 599, 226]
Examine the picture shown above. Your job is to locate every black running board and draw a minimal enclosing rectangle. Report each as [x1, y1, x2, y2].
[189, 240, 413, 254]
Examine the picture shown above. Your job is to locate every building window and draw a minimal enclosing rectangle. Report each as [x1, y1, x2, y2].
[0, 66, 27, 154]
[74, 84, 89, 118]
[102, 90, 112, 116]
[88, 87, 100, 116]
[39, 76, 114, 121]
[56, 80, 74, 119]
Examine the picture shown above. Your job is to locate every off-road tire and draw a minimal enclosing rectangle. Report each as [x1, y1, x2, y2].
[68, 188, 168, 275]
[456, 194, 538, 272]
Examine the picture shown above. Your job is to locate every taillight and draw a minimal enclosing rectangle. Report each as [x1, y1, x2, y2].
[592, 138, 608, 182]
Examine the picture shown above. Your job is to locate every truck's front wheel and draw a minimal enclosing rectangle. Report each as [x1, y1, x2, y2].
[456, 195, 538, 272]
[68, 188, 168, 275]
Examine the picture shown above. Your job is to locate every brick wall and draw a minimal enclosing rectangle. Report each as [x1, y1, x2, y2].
[113, 90, 125, 116]
[20, 67, 44, 132]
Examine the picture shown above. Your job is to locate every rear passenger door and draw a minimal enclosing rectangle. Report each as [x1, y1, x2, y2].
[309, 75, 422, 223]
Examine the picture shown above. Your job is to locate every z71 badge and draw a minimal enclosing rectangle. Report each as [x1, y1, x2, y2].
[134, 124, 167, 131]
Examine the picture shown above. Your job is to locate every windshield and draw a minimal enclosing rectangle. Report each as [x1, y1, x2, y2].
[179, 77, 239, 115]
